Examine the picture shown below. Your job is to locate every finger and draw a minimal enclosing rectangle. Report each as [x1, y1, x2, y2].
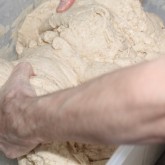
[0, 142, 6, 156]
[1, 143, 35, 159]
[9, 62, 35, 83]
[0, 142, 3, 151]
[56, 0, 75, 13]
[0, 141, 24, 159]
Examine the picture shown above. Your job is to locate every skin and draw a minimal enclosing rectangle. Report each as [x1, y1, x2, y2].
[1, 0, 165, 160]
[56, 0, 75, 13]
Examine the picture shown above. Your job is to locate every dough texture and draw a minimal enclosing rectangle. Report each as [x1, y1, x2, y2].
[0, 0, 165, 164]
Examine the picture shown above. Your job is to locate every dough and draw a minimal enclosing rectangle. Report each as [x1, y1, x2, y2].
[16, 0, 165, 63]
[0, 0, 165, 164]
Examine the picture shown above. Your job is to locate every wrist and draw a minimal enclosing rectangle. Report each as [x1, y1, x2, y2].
[34, 91, 73, 143]
[23, 97, 44, 143]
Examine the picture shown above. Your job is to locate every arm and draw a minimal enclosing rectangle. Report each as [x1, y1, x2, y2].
[1, 58, 165, 159]
[37, 57, 165, 145]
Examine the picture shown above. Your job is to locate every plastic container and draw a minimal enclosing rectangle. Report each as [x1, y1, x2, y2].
[106, 145, 165, 165]
[0, 0, 165, 165]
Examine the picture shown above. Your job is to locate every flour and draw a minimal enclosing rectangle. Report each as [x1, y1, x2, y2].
[0, 0, 165, 164]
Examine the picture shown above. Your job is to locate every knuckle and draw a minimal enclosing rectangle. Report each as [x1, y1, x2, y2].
[3, 86, 23, 106]
[5, 152, 12, 159]
[5, 151, 16, 159]
[2, 90, 16, 113]
[4, 90, 16, 101]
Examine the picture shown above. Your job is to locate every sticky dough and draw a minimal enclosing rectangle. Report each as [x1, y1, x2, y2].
[0, 0, 165, 164]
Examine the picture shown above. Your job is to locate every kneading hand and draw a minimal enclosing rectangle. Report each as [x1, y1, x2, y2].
[0, 63, 40, 159]
[57, 0, 75, 12]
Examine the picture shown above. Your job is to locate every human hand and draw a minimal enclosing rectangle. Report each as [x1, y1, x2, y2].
[0, 63, 40, 159]
[56, 0, 75, 13]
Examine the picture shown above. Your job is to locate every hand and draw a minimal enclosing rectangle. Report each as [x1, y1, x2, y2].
[57, 0, 75, 13]
[0, 63, 40, 159]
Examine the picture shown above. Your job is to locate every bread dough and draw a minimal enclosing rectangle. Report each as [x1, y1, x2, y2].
[15, 0, 165, 81]
[16, 0, 165, 63]
[0, 0, 165, 164]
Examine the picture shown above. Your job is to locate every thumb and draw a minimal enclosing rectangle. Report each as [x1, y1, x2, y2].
[1, 62, 36, 99]
[56, 0, 75, 13]
[8, 62, 35, 84]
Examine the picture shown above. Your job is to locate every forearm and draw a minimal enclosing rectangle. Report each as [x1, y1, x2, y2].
[54, 72, 133, 144]
[39, 75, 124, 144]
[34, 63, 145, 144]
[34, 59, 165, 144]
